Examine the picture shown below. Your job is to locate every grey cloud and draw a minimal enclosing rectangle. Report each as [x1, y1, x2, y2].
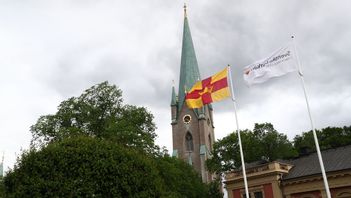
[1, 0, 351, 170]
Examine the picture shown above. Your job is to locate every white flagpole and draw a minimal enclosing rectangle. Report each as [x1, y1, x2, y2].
[228, 65, 250, 198]
[291, 36, 331, 198]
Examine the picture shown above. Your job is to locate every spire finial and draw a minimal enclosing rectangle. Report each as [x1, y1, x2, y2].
[184, 3, 187, 17]
[172, 80, 175, 87]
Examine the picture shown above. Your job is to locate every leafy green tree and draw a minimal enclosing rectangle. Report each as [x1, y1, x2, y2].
[155, 156, 208, 198]
[294, 125, 351, 154]
[207, 179, 224, 198]
[4, 136, 164, 198]
[0, 177, 4, 197]
[4, 81, 217, 197]
[206, 129, 256, 173]
[4, 136, 215, 198]
[293, 129, 316, 154]
[30, 81, 157, 153]
[253, 123, 297, 161]
[207, 123, 297, 173]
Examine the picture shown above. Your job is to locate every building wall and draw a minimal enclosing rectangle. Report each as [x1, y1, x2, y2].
[282, 170, 351, 198]
[172, 104, 214, 182]
[225, 162, 290, 198]
[230, 183, 276, 198]
[290, 191, 321, 198]
[225, 162, 351, 198]
[172, 107, 201, 170]
[331, 187, 351, 198]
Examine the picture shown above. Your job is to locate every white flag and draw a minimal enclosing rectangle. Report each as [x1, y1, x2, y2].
[243, 43, 297, 86]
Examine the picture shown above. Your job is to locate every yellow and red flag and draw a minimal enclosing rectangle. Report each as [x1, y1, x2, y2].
[185, 67, 231, 108]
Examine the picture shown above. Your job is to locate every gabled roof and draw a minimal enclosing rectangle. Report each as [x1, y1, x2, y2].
[283, 144, 351, 180]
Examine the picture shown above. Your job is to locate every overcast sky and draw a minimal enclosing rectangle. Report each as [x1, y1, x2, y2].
[1, 0, 351, 172]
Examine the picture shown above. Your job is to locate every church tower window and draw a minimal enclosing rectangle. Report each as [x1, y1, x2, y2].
[185, 132, 194, 151]
[208, 134, 212, 151]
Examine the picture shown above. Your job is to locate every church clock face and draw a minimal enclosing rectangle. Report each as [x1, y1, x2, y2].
[183, 114, 192, 124]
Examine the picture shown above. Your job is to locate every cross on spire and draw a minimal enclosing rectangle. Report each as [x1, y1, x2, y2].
[184, 3, 187, 17]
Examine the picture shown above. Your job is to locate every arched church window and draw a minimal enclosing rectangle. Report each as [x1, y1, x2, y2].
[208, 134, 212, 151]
[185, 132, 194, 151]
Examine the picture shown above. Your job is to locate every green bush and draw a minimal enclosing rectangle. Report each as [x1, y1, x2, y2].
[4, 136, 164, 198]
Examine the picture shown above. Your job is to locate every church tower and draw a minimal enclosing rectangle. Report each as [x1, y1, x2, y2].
[171, 5, 215, 183]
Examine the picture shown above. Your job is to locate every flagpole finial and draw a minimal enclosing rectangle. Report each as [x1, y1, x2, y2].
[184, 3, 187, 17]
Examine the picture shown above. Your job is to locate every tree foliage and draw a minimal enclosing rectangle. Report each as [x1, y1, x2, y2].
[294, 126, 351, 154]
[207, 123, 351, 173]
[207, 123, 297, 173]
[30, 81, 157, 153]
[253, 123, 297, 161]
[4, 136, 214, 198]
[4, 81, 219, 197]
[0, 177, 4, 197]
[155, 156, 209, 198]
[4, 136, 164, 198]
[207, 179, 224, 198]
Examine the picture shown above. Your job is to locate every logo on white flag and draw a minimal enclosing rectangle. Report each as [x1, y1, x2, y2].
[243, 43, 297, 86]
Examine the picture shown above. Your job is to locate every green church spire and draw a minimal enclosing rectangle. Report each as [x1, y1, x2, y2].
[171, 80, 177, 106]
[178, 5, 201, 112]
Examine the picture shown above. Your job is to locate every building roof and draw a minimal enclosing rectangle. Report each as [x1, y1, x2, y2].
[244, 160, 270, 169]
[177, 14, 201, 112]
[171, 84, 177, 106]
[283, 144, 351, 180]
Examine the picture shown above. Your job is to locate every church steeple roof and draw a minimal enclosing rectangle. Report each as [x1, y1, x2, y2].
[178, 5, 201, 111]
[171, 81, 177, 106]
